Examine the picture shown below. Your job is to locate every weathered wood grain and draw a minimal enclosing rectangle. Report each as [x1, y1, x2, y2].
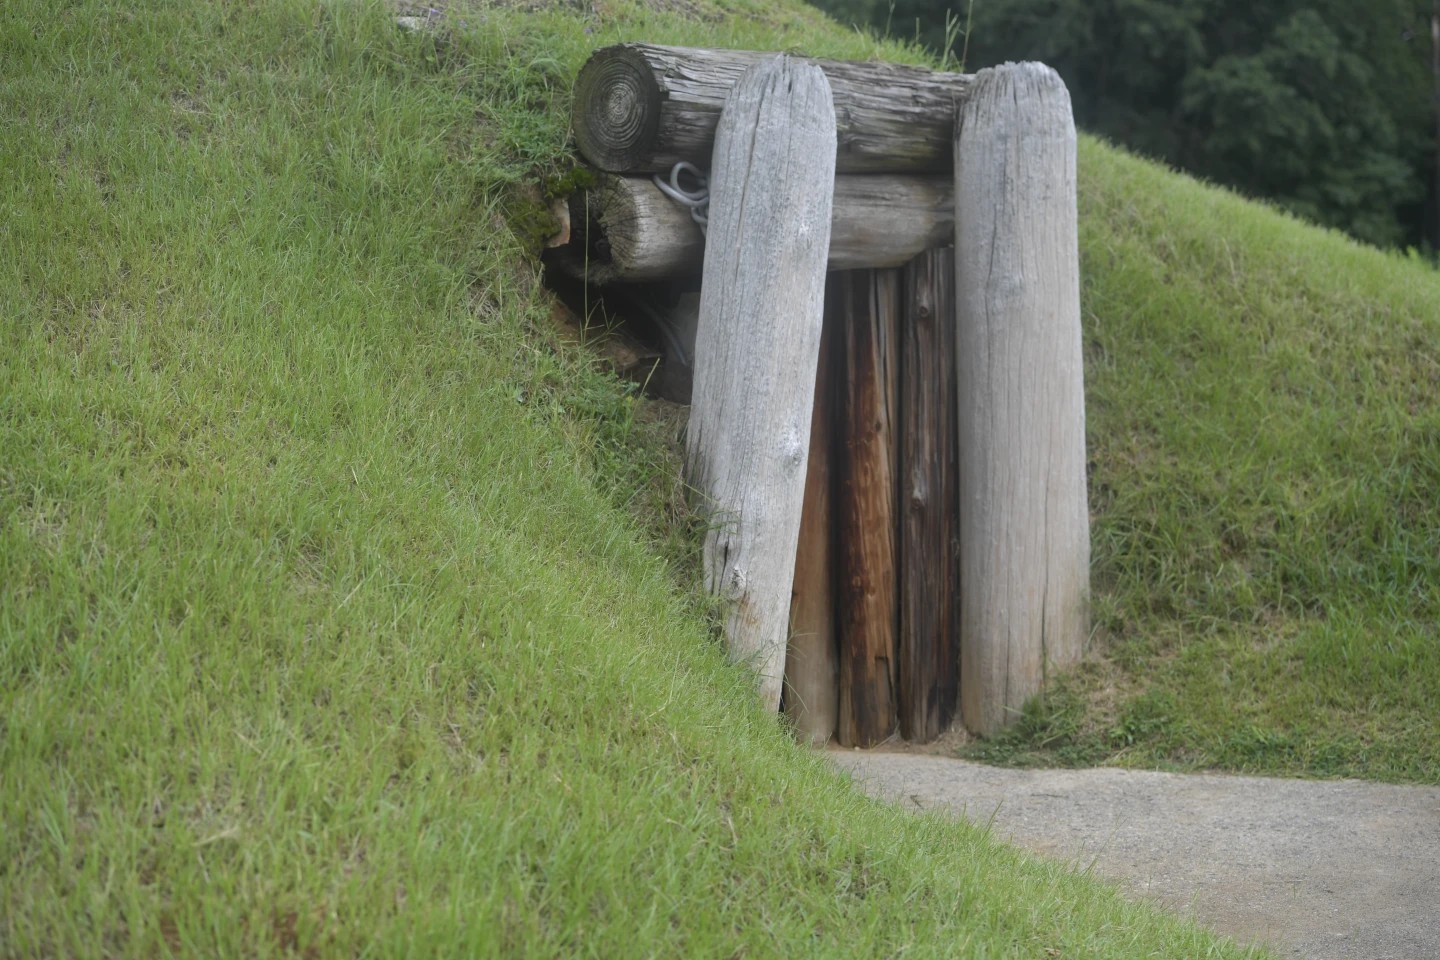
[953, 63, 1090, 736]
[897, 248, 958, 743]
[785, 302, 839, 745]
[572, 43, 972, 174]
[686, 57, 837, 713]
[554, 173, 953, 284]
[835, 268, 901, 748]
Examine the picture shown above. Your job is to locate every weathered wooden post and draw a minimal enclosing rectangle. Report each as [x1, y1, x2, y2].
[953, 63, 1090, 735]
[686, 56, 837, 713]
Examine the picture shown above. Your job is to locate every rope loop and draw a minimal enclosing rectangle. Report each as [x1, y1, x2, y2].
[653, 161, 709, 235]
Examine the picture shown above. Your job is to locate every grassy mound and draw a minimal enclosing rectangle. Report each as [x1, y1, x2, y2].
[1, 0, 1260, 955]
[967, 140, 1440, 783]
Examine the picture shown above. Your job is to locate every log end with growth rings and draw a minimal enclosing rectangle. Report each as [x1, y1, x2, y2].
[572, 46, 663, 173]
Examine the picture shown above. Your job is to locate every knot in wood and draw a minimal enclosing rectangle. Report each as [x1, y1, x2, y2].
[780, 424, 807, 473]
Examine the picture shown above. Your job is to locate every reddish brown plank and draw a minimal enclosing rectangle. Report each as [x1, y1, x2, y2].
[897, 249, 959, 743]
[835, 269, 901, 748]
[785, 306, 839, 746]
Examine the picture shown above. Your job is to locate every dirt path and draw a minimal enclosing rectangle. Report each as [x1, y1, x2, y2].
[830, 751, 1440, 959]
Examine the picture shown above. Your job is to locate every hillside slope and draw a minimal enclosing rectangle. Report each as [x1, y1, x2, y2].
[0, 0, 1262, 956]
[971, 140, 1440, 782]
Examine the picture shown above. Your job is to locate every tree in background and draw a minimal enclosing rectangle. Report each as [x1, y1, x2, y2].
[816, 0, 1437, 250]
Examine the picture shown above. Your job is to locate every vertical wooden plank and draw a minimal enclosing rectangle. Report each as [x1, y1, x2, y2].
[785, 297, 839, 746]
[686, 57, 837, 713]
[836, 268, 901, 748]
[953, 63, 1090, 736]
[898, 249, 958, 743]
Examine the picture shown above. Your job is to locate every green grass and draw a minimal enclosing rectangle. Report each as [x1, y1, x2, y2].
[964, 140, 1440, 783]
[1, 0, 1263, 956]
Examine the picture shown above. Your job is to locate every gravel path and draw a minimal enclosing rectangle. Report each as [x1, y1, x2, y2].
[830, 750, 1440, 959]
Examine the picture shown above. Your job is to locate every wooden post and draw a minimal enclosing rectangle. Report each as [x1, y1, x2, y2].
[953, 63, 1090, 736]
[572, 44, 973, 174]
[835, 269, 901, 748]
[686, 57, 837, 713]
[554, 174, 954, 284]
[785, 300, 839, 745]
[897, 249, 958, 743]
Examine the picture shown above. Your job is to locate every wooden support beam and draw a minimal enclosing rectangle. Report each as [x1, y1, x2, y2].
[553, 173, 953, 284]
[572, 44, 972, 174]
[785, 302, 839, 746]
[897, 249, 958, 743]
[835, 268, 901, 748]
[686, 56, 836, 713]
[953, 63, 1090, 736]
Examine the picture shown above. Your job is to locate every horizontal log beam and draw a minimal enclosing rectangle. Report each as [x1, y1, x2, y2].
[572, 43, 973, 174]
[553, 173, 953, 284]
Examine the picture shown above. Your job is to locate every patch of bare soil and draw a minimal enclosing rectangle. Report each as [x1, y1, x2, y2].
[835, 724, 974, 757]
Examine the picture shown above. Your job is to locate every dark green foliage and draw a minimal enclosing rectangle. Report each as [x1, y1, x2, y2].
[1174, 2, 1431, 248]
[813, 0, 1436, 249]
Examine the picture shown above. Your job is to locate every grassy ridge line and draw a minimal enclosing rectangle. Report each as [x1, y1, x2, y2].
[968, 139, 1440, 781]
[0, 1, 1258, 956]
